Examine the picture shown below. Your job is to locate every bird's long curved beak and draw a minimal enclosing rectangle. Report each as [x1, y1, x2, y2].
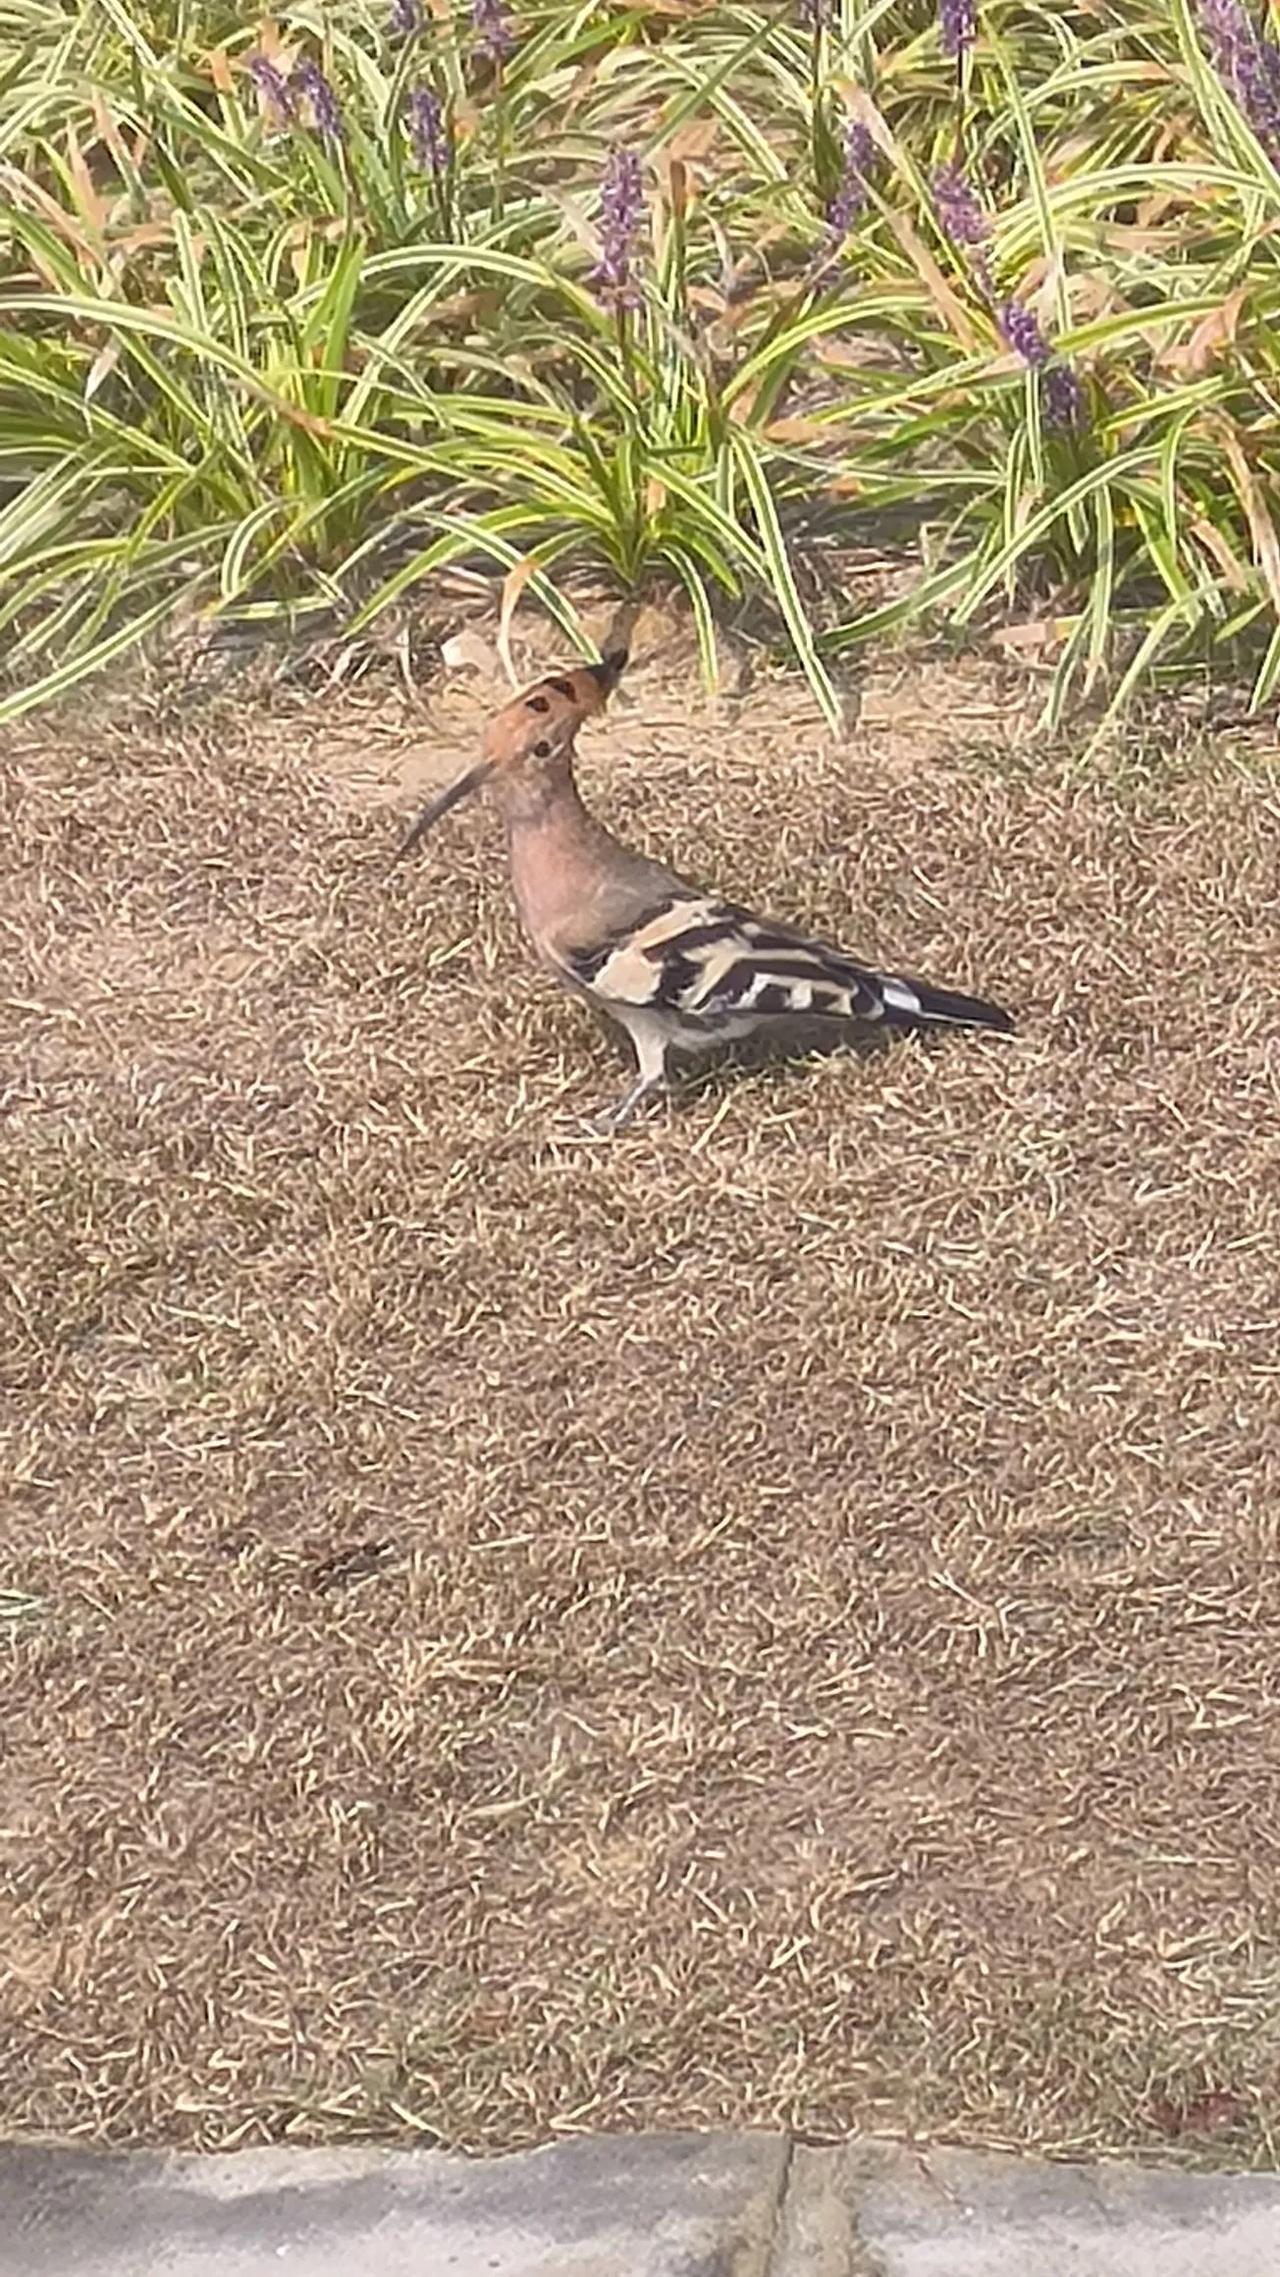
[395, 759, 494, 861]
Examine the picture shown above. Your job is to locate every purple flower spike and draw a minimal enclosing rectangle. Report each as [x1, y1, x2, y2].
[999, 297, 1050, 367]
[939, 0, 976, 60]
[798, 0, 833, 27]
[1196, 0, 1280, 157]
[292, 58, 344, 145]
[593, 146, 645, 311]
[932, 161, 990, 247]
[1042, 363, 1084, 433]
[1002, 297, 1083, 432]
[933, 161, 993, 294]
[245, 53, 297, 125]
[390, 0, 422, 34]
[408, 86, 450, 175]
[472, 0, 515, 61]
[826, 118, 875, 240]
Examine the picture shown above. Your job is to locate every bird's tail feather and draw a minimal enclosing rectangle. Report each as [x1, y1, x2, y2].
[881, 974, 1014, 1034]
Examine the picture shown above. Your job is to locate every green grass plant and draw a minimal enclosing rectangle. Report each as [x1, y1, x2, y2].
[2, 0, 1280, 729]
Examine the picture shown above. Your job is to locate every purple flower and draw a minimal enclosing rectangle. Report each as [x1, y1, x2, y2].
[408, 86, 449, 175]
[292, 58, 344, 145]
[471, 0, 515, 61]
[245, 53, 297, 125]
[998, 297, 1050, 366]
[933, 161, 990, 247]
[798, 0, 833, 26]
[1001, 298, 1083, 431]
[1042, 363, 1084, 432]
[939, 0, 977, 59]
[593, 146, 645, 311]
[933, 161, 993, 294]
[1196, 0, 1280, 156]
[389, 0, 422, 33]
[826, 118, 875, 240]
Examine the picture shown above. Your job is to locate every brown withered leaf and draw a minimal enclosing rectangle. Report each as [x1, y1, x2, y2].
[442, 628, 500, 681]
[1165, 286, 1248, 377]
[90, 91, 136, 177]
[1216, 417, 1280, 618]
[655, 154, 689, 224]
[992, 618, 1073, 657]
[1189, 516, 1250, 593]
[668, 120, 719, 163]
[886, 208, 980, 352]
[0, 165, 100, 277]
[764, 416, 848, 445]
[109, 222, 172, 256]
[64, 122, 106, 238]
[497, 559, 541, 688]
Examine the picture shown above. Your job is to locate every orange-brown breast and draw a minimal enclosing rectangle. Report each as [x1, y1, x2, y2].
[497, 760, 680, 965]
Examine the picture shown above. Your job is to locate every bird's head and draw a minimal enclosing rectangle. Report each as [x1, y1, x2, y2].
[396, 649, 627, 857]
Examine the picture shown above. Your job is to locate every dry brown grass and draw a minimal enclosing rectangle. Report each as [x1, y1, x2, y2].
[3, 628, 1280, 2162]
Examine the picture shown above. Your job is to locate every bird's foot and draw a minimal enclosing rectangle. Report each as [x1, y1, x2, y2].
[588, 1099, 637, 1138]
[588, 1078, 663, 1137]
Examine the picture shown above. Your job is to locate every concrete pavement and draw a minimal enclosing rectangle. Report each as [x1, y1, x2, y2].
[4, 2130, 1280, 2276]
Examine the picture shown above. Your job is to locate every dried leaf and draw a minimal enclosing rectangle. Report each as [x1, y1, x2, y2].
[442, 629, 500, 679]
[0, 165, 99, 271]
[1189, 516, 1249, 593]
[497, 560, 540, 687]
[207, 47, 234, 95]
[112, 222, 173, 255]
[886, 208, 980, 352]
[543, 190, 603, 262]
[84, 340, 122, 402]
[764, 416, 838, 444]
[1069, 269, 1123, 322]
[1030, 251, 1066, 331]
[1216, 419, 1280, 618]
[831, 77, 896, 166]
[90, 92, 133, 177]
[1166, 287, 1247, 377]
[992, 618, 1072, 655]
[64, 121, 106, 237]
[655, 154, 689, 223]
[668, 120, 718, 163]
[558, 52, 605, 121]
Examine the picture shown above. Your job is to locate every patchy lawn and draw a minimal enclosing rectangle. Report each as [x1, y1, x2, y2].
[3, 625, 1280, 2160]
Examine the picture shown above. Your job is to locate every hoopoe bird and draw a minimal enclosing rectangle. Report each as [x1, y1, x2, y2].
[398, 651, 1014, 1131]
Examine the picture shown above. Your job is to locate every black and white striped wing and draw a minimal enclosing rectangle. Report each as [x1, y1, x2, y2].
[565, 896, 906, 1030]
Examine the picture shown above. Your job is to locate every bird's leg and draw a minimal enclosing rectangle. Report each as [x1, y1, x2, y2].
[593, 1069, 663, 1136]
[590, 1021, 668, 1136]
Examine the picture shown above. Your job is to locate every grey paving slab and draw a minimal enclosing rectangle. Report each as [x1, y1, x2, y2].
[0, 2131, 788, 2277]
[773, 2139, 1280, 2277]
[6, 2132, 1280, 2277]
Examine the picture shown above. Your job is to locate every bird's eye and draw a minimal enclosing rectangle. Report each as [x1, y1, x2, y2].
[533, 739, 553, 758]
[526, 693, 550, 714]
